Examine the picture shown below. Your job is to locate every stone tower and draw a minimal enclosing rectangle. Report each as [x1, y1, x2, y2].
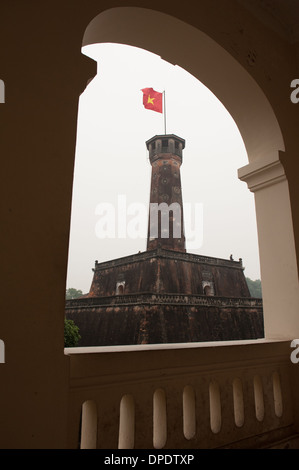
[66, 134, 264, 345]
[146, 134, 186, 253]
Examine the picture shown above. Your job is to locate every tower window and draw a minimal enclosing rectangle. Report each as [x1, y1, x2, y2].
[202, 281, 215, 296]
[162, 139, 168, 148]
[116, 281, 125, 295]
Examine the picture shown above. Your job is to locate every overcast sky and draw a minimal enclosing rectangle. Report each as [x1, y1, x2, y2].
[66, 43, 261, 294]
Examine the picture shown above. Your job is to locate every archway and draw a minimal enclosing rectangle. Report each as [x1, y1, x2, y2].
[82, 7, 284, 163]
[80, 7, 299, 340]
[116, 283, 125, 295]
[204, 285, 212, 296]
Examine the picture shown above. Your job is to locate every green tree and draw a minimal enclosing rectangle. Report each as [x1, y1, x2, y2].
[246, 277, 262, 298]
[64, 318, 81, 347]
[66, 288, 83, 299]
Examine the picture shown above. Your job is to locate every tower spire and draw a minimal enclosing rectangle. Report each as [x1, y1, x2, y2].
[146, 134, 186, 253]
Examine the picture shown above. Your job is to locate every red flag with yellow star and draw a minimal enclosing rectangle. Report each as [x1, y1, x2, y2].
[141, 88, 163, 113]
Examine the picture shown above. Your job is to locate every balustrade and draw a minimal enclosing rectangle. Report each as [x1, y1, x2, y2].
[66, 292, 263, 309]
[66, 339, 297, 449]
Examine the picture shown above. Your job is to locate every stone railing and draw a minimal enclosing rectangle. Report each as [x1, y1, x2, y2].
[92, 248, 243, 271]
[66, 293, 263, 309]
[65, 339, 299, 449]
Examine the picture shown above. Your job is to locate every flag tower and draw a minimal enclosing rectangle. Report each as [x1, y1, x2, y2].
[64, 87, 264, 346]
[146, 134, 186, 253]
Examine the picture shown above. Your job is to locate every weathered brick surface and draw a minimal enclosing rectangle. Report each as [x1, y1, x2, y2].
[66, 301, 264, 346]
[88, 249, 250, 298]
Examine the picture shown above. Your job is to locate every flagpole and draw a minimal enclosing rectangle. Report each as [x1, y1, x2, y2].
[163, 90, 166, 135]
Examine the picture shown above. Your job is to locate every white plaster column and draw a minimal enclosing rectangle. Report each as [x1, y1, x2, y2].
[238, 154, 299, 339]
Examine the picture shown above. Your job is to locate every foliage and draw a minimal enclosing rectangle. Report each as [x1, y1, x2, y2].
[64, 318, 81, 347]
[246, 277, 262, 298]
[66, 288, 83, 300]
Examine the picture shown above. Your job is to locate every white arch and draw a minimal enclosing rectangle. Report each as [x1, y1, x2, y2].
[82, 6, 284, 164]
[81, 7, 299, 339]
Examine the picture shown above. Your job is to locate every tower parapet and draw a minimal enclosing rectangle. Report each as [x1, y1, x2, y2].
[146, 134, 185, 162]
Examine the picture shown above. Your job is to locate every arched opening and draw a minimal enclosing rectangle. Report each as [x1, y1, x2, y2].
[117, 284, 124, 295]
[71, 6, 299, 340]
[153, 388, 167, 449]
[253, 375, 265, 422]
[209, 381, 221, 434]
[272, 371, 283, 418]
[232, 378, 244, 428]
[183, 385, 196, 440]
[80, 400, 97, 449]
[204, 285, 211, 296]
[118, 394, 135, 449]
[82, 7, 284, 162]
[115, 282, 125, 296]
[202, 281, 215, 297]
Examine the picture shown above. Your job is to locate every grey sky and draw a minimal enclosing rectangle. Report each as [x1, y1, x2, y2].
[66, 43, 260, 294]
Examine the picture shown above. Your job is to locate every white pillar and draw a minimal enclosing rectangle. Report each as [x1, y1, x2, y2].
[238, 153, 299, 339]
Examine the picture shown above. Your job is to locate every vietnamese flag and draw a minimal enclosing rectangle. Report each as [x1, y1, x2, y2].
[141, 88, 163, 113]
